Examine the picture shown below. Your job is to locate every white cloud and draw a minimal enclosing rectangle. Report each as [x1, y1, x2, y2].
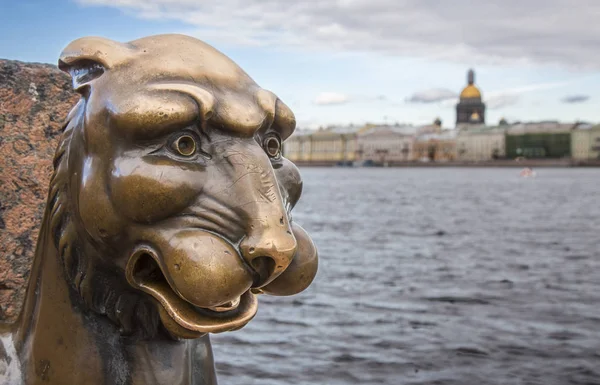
[312, 93, 390, 106]
[561, 95, 590, 104]
[314, 92, 350, 105]
[485, 94, 521, 109]
[485, 81, 571, 109]
[77, 0, 600, 69]
[430, 81, 571, 109]
[406, 88, 457, 104]
[491, 81, 571, 95]
[295, 119, 323, 130]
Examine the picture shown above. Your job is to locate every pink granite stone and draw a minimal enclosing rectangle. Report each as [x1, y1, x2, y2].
[0, 59, 78, 321]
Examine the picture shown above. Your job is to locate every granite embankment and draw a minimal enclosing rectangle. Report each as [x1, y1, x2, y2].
[0, 59, 78, 321]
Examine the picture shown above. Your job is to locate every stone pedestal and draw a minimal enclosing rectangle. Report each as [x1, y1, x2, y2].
[0, 59, 78, 321]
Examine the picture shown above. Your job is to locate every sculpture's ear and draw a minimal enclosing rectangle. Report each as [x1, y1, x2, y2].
[273, 98, 296, 141]
[58, 36, 133, 92]
[256, 89, 296, 141]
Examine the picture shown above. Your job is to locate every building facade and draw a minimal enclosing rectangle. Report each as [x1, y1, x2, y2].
[356, 125, 417, 164]
[456, 126, 506, 161]
[572, 124, 600, 160]
[413, 130, 457, 162]
[283, 126, 361, 164]
[417, 118, 444, 136]
[505, 122, 574, 159]
[309, 126, 358, 163]
[282, 129, 312, 162]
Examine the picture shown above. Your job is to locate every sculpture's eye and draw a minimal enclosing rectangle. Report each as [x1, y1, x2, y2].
[263, 135, 281, 158]
[171, 134, 197, 157]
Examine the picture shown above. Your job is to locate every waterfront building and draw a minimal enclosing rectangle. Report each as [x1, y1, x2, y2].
[357, 125, 418, 164]
[456, 69, 486, 129]
[309, 126, 360, 164]
[505, 121, 574, 159]
[417, 118, 444, 135]
[282, 129, 313, 162]
[283, 125, 364, 164]
[456, 126, 506, 161]
[572, 124, 600, 160]
[413, 130, 458, 162]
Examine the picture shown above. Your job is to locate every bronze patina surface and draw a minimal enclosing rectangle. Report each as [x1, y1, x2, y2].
[0, 34, 318, 385]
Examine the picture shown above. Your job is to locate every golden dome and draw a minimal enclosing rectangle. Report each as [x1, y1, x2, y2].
[460, 84, 481, 99]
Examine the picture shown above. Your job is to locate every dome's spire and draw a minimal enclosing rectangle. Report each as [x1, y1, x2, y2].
[467, 69, 475, 85]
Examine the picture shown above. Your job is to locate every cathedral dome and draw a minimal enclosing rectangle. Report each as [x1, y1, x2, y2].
[460, 84, 481, 99]
[455, 68, 486, 127]
[460, 69, 481, 99]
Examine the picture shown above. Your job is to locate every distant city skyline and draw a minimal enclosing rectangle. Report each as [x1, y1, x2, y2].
[1, 0, 600, 128]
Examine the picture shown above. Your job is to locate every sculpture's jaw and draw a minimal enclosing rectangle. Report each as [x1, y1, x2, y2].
[152, 285, 258, 339]
[123, 222, 316, 339]
[125, 247, 258, 339]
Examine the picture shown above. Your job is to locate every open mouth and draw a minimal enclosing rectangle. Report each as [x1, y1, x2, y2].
[125, 247, 258, 337]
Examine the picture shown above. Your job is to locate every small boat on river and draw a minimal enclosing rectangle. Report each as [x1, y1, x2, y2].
[519, 167, 536, 178]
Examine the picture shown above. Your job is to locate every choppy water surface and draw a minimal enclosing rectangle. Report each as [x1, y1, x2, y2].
[212, 168, 600, 385]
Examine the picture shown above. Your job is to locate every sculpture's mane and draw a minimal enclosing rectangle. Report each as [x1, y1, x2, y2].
[47, 100, 162, 339]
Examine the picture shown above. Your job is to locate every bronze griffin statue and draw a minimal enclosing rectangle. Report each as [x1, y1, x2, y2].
[0, 34, 318, 385]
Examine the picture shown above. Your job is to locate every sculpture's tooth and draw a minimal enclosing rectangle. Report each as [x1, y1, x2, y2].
[208, 296, 242, 312]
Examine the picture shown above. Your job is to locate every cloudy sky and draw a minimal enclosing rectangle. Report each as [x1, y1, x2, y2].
[2, 0, 599, 128]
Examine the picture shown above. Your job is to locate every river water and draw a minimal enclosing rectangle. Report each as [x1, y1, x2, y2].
[212, 168, 600, 385]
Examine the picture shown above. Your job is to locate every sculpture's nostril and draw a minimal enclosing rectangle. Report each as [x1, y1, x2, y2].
[240, 231, 297, 287]
[250, 256, 276, 287]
